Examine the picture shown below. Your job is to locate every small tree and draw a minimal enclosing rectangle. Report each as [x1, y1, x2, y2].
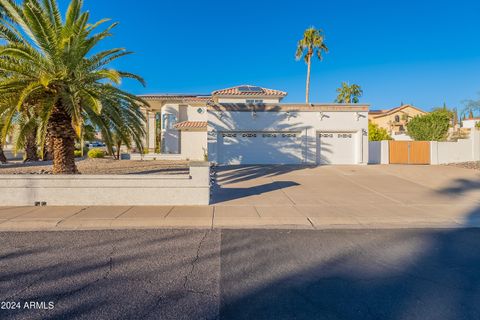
[406, 110, 451, 141]
[369, 122, 392, 141]
[475, 121, 480, 129]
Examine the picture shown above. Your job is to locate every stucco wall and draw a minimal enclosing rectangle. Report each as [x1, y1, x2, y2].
[368, 141, 389, 164]
[0, 163, 210, 206]
[187, 106, 208, 121]
[430, 131, 480, 164]
[369, 106, 426, 134]
[181, 130, 207, 161]
[208, 109, 369, 165]
[462, 119, 480, 129]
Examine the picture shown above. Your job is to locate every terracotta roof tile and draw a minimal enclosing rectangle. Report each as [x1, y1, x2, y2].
[174, 121, 208, 130]
[212, 85, 287, 97]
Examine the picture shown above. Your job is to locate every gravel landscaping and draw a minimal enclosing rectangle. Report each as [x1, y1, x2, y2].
[0, 158, 190, 175]
[447, 161, 480, 171]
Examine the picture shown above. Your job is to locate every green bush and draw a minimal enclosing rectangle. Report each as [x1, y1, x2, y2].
[87, 148, 105, 159]
[476, 121, 480, 129]
[406, 110, 451, 141]
[74, 150, 83, 158]
[369, 122, 392, 141]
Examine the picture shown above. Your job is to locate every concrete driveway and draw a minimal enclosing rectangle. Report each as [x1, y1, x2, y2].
[212, 165, 480, 228]
[0, 165, 478, 231]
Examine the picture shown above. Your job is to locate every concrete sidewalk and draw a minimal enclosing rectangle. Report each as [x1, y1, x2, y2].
[0, 203, 479, 231]
[1, 165, 479, 231]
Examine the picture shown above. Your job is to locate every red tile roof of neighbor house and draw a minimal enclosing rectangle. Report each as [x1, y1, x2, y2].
[173, 121, 208, 130]
[212, 85, 288, 97]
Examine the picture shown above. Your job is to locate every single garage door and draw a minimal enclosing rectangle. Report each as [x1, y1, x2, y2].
[219, 131, 303, 165]
[317, 132, 356, 165]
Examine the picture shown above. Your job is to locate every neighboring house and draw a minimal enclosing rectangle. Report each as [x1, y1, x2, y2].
[369, 105, 427, 140]
[462, 117, 480, 129]
[138, 85, 369, 165]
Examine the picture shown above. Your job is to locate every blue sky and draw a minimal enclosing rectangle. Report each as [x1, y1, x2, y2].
[65, 0, 480, 111]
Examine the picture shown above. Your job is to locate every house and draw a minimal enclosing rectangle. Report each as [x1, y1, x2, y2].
[138, 85, 369, 165]
[369, 105, 427, 140]
[462, 117, 480, 129]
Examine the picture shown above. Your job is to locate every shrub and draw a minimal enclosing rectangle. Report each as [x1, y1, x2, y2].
[87, 148, 105, 159]
[406, 110, 451, 141]
[74, 150, 83, 158]
[368, 122, 392, 141]
[476, 121, 480, 129]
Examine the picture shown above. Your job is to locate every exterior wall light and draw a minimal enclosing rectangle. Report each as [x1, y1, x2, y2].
[356, 112, 366, 121]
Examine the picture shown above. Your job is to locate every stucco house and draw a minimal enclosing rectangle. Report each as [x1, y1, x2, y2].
[369, 105, 427, 140]
[137, 85, 369, 165]
[462, 117, 480, 129]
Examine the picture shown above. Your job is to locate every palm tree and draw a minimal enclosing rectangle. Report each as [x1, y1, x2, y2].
[295, 27, 329, 104]
[91, 98, 146, 160]
[0, 0, 148, 174]
[335, 82, 363, 104]
[0, 117, 7, 164]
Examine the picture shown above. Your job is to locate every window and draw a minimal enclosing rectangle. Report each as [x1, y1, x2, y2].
[394, 115, 400, 122]
[246, 99, 264, 104]
[162, 114, 177, 130]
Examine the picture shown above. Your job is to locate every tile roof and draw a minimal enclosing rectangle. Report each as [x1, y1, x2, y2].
[173, 121, 208, 130]
[212, 85, 287, 97]
[138, 94, 211, 102]
[370, 105, 426, 117]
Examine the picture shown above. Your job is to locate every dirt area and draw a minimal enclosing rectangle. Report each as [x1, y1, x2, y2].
[0, 158, 190, 175]
[447, 161, 480, 171]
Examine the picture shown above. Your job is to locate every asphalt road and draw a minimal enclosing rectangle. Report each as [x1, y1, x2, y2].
[1, 229, 480, 320]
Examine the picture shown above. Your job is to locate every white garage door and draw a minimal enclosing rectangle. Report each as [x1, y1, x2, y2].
[219, 131, 303, 165]
[317, 132, 356, 165]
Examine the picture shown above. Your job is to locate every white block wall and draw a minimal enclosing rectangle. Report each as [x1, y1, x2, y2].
[368, 141, 389, 164]
[431, 130, 480, 164]
[0, 163, 210, 206]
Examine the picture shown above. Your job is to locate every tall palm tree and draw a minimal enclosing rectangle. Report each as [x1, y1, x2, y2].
[0, 0, 148, 174]
[295, 27, 329, 104]
[335, 82, 363, 104]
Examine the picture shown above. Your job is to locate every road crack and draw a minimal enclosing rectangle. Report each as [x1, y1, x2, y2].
[183, 230, 210, 294]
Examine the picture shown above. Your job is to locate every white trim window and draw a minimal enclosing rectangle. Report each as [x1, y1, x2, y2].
[162, 114, 177, 130]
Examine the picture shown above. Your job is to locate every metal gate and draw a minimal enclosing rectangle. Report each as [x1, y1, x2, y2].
[389, 141, 430, 164]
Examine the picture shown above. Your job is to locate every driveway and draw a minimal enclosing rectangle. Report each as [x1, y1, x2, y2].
[0, 165, 478, 231]
[212, 165, 480, 228]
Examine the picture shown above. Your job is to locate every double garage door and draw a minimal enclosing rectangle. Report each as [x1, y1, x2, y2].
[219, 131, 303, 165]
[218, 131, 357, 165]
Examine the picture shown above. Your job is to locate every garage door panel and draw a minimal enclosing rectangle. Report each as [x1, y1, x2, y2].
[220, 132, 302, 165]
[317, 132, 356, 165]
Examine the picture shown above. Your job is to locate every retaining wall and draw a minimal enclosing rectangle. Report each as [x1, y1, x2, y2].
[0, 162, 210, 206]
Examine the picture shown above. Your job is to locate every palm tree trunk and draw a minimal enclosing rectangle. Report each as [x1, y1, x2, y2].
[116, 141, 121, 160]
[43, 132, 54, 161]
[306, 55, 311, 104]
[48, 105, 78, 174]
[24, 130, 39, 162]
[0, 145, 7, 164]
